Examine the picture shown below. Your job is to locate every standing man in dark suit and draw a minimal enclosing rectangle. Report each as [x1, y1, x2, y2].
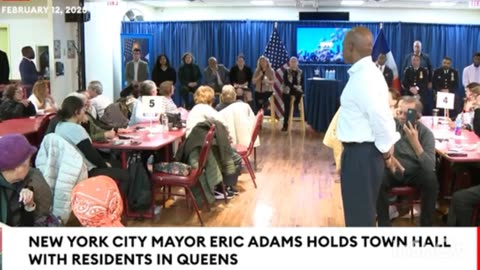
[125, 48, 149, 86]
[376, 53, 393, 88]
[402, 40, 432, 88]
[402, 55, 429, 115]
[19, 46, 39, 97]
[0, 49, 9, 85]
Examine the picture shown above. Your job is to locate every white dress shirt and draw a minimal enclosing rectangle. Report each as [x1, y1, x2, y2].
[133, 61, 139, 81]
[462, 64, 480, 88]
[90, 94, 112, 118]
[337, 56, 399, 153]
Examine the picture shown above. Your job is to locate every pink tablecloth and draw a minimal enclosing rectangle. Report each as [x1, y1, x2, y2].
[421, 116, 480, 162]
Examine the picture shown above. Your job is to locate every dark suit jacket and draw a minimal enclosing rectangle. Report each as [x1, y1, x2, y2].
[204, 65, 230, 93]
[0, 50, 9, 84]
[380, 65, 393, 87]
[19, 58, 38, 95]
[432, 68, 458, 93]
[125, 60, 149, 85]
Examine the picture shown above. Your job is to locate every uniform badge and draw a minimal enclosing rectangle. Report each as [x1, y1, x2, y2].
[419, 71, 423, 79]
[451, 72, 455, 81]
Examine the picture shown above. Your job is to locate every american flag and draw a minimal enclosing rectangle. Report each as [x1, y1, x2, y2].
[263, 27, 290, 117]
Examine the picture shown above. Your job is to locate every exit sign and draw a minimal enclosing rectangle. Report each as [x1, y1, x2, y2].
[470, 0, 480, 7]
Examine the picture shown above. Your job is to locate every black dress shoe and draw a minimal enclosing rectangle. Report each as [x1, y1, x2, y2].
[281, 126, 288, 132]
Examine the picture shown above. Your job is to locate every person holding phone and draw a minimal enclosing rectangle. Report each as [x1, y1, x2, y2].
[376, 96, 438, 226]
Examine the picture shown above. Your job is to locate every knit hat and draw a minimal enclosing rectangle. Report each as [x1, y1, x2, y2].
[71, 176, 124, 227]
[0, 134, 37, 171]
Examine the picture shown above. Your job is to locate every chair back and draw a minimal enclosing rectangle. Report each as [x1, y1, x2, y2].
[192, 124, 216, 179]
[36, 113, 56, 146]
[245, 109, 263, 156]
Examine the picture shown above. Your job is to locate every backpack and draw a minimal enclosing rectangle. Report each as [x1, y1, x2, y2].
[100, 102, 129, 129]
[127, 153, 152, 213]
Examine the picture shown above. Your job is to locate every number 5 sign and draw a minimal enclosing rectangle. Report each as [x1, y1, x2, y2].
[141, 96, 162, 114]
[436, 92, 455, 110]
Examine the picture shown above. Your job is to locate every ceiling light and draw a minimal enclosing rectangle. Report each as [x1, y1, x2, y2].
[430, 1, 456, 7]
[341, 1, 364, 6]
[250, 1, 274, 6]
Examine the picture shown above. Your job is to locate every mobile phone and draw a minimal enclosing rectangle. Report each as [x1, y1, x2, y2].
[407, 108, 417, 125]
[118, 135, 131, 140]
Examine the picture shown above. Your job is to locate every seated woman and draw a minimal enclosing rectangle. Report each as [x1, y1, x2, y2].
[281, 57, 303, 131]
[186, 86, 229, 138]
[28, 80, 57, 114]
[158, 81, 179, 114]
[129, 80, 161, 126]
[47, 93, 129, 143]
[450, 83, 480, 130]
[53, 96, 129, 192]
[0, 84, 36, 120]
[0, 134, 38, 226]
[215, 85, 242, 111]
[184, 86, 240, 199]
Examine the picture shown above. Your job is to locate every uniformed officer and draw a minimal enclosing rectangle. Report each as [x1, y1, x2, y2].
[401, 40, 433, 87]
[402, 55, 429, 114]
[432, 57, 459, 117]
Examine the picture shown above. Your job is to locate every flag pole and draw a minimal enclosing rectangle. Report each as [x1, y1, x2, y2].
[379, 22, 383, 29]
[274, 22, 278, 29]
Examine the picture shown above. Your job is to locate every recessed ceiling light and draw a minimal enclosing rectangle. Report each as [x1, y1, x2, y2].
[430, 1, 456, 7]
[341, 1, 365, 6]
[250, 1, 274, 6]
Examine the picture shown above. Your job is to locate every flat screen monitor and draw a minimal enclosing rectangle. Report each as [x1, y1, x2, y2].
[296, 27, 350, 64]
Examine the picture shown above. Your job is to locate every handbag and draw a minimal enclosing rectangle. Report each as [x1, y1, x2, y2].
[166, 113, 182, 128]
[153, 162, 191, 176]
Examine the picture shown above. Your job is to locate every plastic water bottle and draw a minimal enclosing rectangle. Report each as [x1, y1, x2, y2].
[160, 113, 168, 132]
[432, 109, 439, 128]
[326, 70, 331, 80]
[332, 69, 336, 80]
[454, 116, 462, 136]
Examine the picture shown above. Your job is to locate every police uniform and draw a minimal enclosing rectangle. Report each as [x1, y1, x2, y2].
[432, 67, 458, 93]
[402, 66, 430, 114]
[432, 67, 459, 117]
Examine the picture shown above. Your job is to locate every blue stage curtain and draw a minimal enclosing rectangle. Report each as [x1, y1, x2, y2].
[122, 21, 480, 105]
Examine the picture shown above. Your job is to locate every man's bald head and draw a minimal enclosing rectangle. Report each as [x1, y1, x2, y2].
[342, 27, 373, 64]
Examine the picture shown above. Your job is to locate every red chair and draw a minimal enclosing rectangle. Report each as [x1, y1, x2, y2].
[36, 113, 56, 146]
[234, 109, 263, 188]
[389, 186, 420, 221]
[471, 204, 480, 226]
[151, 124, 216, 226]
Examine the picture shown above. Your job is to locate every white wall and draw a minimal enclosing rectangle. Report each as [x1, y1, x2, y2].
[84, 0, 156, 101]
[154, 7, 480, 24]
[50, 0, 79, 103]
[0, 0, 50, 80]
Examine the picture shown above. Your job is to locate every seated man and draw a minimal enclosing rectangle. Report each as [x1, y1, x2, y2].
[448, 181, 480, 226]
[377, 96, 438, 226]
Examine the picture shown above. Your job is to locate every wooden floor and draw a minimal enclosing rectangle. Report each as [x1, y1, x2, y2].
[129, 120, 431, 227]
